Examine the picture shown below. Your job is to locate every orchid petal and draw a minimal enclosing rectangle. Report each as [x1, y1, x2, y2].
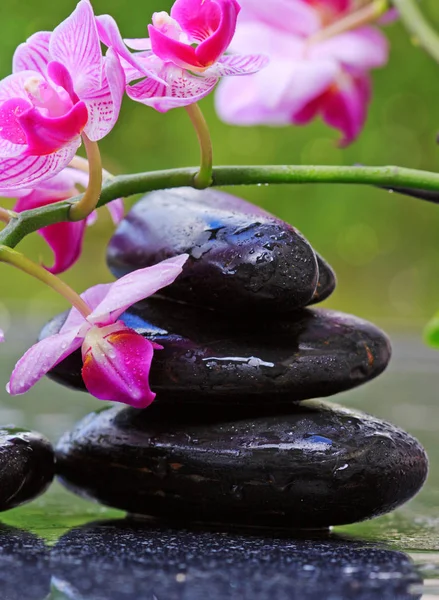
[126, 62, 218, 112]
[196, 0, 241, 66]
[215, 58, 337, 124]
[0, 330, 4, 343]
[0, 70, 39, 104]
[89, 254, 189, 325]
[38, 220, 87, 274]
[0, 98, 30, 156]
[81, 324, 157, 407]
[207, 53, 269, 76]
[96, 15, 163, 82]
[50, 0, 102, 97]
[82, 49, 125, 141]
[60, 284, 112, 334]
[0, 140, 81, 190]
[124, 38, 152, 51]
[171, 0, 222, 42]
[14, 182, 86, 274]
[310, 27, 389, 71]
[148, 24, 201, 69]
[86, 210, 98, 227]
[321, 72, 371, 147]
[47, 61, 78, 102]
[106, 198, 125, 225]
[18, 101, 87, 155]
[235, 0, 319, 36]
[13, 32, 51, 75]
[7, 326, 83, 395]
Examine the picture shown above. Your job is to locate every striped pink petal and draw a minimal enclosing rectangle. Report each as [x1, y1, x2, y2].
[50, 0, 102, 97]
[0, 140, 81, 190]
[82, 49, 125, 142]
[13, 31, 51, 75]
[207, 53, 269, 76]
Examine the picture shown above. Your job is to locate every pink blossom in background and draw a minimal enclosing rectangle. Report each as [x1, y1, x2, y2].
[215, 0, 390, 145]
[0, 330, 4, 343]
[0, 0, 125, 190]
[7, 255, 188, 407]
[2, 168, 124, 275]
[98, 0, 268, 112]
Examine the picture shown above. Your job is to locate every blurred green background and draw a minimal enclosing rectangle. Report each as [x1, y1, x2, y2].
[1, 0, 439, 336]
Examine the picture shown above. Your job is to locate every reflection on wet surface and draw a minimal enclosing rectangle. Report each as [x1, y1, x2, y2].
[0, 327, 438, 598]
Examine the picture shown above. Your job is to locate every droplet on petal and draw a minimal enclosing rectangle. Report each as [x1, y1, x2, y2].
[81, 322, 157, 408]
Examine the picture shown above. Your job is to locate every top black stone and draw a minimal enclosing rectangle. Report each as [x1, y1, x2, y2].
[107, 187, 336, 314]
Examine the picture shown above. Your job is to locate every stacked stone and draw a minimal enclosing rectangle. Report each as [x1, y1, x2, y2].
[49, 188, 428, 529]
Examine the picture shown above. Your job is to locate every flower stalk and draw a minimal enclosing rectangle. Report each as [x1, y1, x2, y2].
[68, 134, 103, 222]
[0, 246, 91, 318]
[392, 0, 439, 64]
[185, 104, 214, 189]
[2, 164, 439, 249]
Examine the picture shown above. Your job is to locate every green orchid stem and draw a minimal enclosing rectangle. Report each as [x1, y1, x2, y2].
[393, 0, 439, 63]
[2, 163, 439, 248]
[69, 134, 103, 222]
[185, 103, 213, 188]
[0, 246, 91, 318]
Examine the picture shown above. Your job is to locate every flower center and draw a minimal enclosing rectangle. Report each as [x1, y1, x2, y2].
[24, 75, 72, 118]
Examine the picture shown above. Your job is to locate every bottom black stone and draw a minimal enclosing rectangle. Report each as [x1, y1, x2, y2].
[56, 401, 428, 528]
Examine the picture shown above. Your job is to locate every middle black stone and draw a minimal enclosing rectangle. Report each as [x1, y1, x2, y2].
[43, 299, 391, 404]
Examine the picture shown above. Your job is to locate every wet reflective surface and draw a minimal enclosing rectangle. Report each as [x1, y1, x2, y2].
[0, 323, 438, 599]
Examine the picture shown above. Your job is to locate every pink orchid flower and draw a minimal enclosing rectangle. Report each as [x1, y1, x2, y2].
[1, 168, 124, 274]
[7, 255, 188, 407]
[0, 330, 4, 343]
[215, 0, 389, 145]
[97, 0, 268, 112]
[0, 0, 125, 190]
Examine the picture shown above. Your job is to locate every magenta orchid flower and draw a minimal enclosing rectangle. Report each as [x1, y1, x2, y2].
[7, 255, 188, 407]
[0, 0, 125, 190]
[97, 0, 268, 112]
[1, 168, 124, 274]
[215, 0, 389, 145]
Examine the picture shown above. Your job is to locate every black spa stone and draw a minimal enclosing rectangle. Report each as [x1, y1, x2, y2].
[43, 304, 391, 403]
[55, 401, 428, 528]
[0, 428, 54, 511]
[107, 187, 336, 313]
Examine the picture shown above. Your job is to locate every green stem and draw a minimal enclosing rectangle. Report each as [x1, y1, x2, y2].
[1, 163, 439, 248]
[68, 134, 103, 221]
[0, 246, 91, 318]
[185, 104, 213, 188]
[392, 0, 439, 63]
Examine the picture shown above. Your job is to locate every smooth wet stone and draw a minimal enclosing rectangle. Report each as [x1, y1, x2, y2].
[56, 401, 428, 528]
[43, 305, 391, 403]
[50, 520, 422, 600]
[0, 428, 54, 511]
[107, 187, 336, 313]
